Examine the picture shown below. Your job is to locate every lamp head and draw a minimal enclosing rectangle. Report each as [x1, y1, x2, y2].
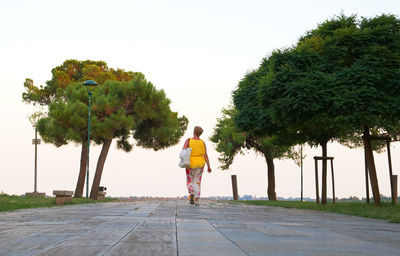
[83, 80, 98, 94]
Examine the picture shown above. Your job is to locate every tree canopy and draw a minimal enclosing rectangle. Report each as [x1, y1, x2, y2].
[37, 77, 188, 198]
[23, 59, 140, 106]
[231, 14, 400, 205]
[211, 104, 299, 200]
[25, 59, 187, 198]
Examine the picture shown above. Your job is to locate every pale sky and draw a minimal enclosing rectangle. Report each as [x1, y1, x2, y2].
[0, 0, 399, 199]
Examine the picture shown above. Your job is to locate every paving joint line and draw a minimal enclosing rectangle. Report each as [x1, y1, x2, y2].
[148, 200, 165, 217]
[102, 200, 163, 255]
[175, 199, 179, 256]
[206, 219, 250, 256]
[102, 217, 148, 255]
[32, 212, 116, 255]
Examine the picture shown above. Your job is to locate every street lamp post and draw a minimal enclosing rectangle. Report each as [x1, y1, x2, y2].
[25, 127, 45, 198]
[300, 144, 303, 201]
[33, 128, 40, 193]
[83, 80, 98, 198]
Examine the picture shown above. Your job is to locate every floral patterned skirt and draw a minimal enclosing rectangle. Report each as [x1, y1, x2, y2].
[186, 167, 204, 198]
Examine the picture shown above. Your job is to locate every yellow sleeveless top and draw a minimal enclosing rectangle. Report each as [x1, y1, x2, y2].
[188, 138, 205, 169]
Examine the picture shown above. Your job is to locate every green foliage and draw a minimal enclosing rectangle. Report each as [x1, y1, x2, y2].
[219, 51, 301, 170]
[233, 56, 302, 148]
[338, 129, 388, 153]
[25, 59, 146, 147]
[0, 194, 116, 212]
[234, 13, 400, 149]
[210, 107, 248, 169]
[37, 77, 188, 151]
[28, 59, 186, 197]
[23, 59, 141, 106]
[298, 14, 400, 143]
[257, 45, 345, 146]
[233, 61, 280, 137]
[211, 107, 298, 170]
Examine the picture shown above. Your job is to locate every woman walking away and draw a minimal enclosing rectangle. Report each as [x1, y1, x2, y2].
[182, 126, 212, 206]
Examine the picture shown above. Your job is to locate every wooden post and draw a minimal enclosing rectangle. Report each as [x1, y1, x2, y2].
[363, 126, 381, 206]
[364, 146, 370, 203]
[330, 159, 336, 204]
[386, 137, 395, 205]
[300, 144, 303, 202]
[392, 175, 398, 205]
[34, 128, 38, 192]
[231, 175, 239, 200]
[314, 158, 319, 204]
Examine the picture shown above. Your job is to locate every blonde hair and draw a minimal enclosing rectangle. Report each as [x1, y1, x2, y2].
[194, 126, 203, 137]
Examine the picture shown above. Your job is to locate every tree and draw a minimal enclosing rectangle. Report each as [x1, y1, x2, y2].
[216, 63, 300, 201]
[288, 14, 400, 205]
[38, 78, 188, 199]
[89, 78, 188, 199]
[23, 59, 141, 197]
[211, 107, 298, 200]
[252, 14, 400, 205]
[326, 14, 400, 205]
[23, 59, 137, 105]
[257, 46, 347, 205]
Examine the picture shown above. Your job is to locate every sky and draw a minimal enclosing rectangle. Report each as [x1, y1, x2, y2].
[0, 0, 399, 199]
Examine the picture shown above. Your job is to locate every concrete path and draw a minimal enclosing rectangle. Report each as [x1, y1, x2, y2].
[0, 200, 399, 256]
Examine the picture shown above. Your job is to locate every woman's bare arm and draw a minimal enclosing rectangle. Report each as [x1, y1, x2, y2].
[182, 138, 190, 149]
[204, 142, 212, 172]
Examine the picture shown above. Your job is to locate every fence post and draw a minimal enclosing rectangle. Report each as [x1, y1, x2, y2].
[393, 175, 398, 205]
[231, 175, 239, 200]
[364, 147, 370, 203]
[330, 159, 336, 204]
[314, 158, 319, 204]
[386, 138, 395, 205]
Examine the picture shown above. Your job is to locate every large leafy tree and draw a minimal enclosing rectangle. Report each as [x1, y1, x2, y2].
[38, 78, 188, 199]
[211, 107, 298, 200]
[222, 65, 299, 201]
[88, 78, 188, 199]
[331, 14, 400, 205]
[291, 14, 400, 205]
[246, 14, 400, 205]
[23, 60, 140, 197]
[258, 46, 347, 205]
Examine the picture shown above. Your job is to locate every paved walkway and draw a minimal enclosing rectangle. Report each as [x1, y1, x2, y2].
[0, 200, 399, 256]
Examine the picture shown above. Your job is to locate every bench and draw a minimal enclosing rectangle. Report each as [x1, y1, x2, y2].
[97, 191, 107, 200]
[97, 186, 107, 200]
[53, 190, 73, 205]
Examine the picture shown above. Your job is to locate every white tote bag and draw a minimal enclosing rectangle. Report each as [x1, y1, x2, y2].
[178, 147, 192, 168]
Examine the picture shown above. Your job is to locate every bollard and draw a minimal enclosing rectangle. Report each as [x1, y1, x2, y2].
[393, 175, 398, 204]
[314, 158, 319, 204]
[330, 159, 336, 204]
[231, 175, 239, 200]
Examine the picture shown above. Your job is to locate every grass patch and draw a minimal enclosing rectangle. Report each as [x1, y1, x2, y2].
[233, 200, 400, 223]
[0, 194, 116, 212]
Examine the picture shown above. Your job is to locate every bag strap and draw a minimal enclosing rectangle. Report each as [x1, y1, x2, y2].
[186, 138, 191, 148]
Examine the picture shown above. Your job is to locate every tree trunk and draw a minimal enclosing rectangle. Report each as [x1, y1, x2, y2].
[74, 143, 87, 198]
[363, 125, 381, 206]
[265, 156, 276, 201]
[90, 139, 112, 199]
[321, 141, 328, 205]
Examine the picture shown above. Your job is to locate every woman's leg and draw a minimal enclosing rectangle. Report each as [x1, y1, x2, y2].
[186, 168, 195, 195]
[192, 168, 204, 199]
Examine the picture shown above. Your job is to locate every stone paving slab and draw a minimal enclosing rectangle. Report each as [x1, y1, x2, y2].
[177, 219, 247, 256]
[106, 218, 177, 256]
[0, 199, 399, 256]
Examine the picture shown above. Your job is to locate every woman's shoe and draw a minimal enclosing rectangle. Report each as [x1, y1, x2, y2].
[189, 194, 194, 205]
